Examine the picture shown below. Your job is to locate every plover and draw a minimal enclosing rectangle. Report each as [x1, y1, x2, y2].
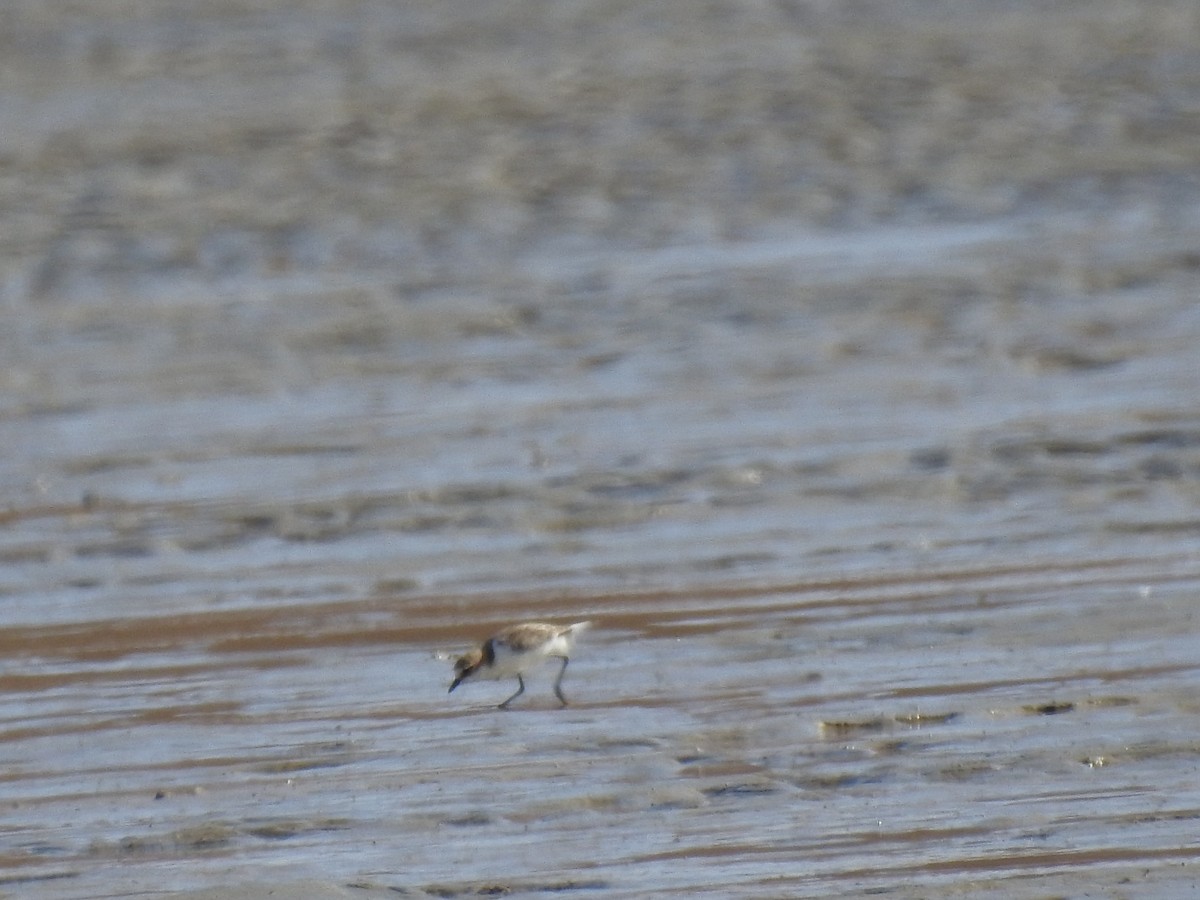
[449, 621, 591, 709]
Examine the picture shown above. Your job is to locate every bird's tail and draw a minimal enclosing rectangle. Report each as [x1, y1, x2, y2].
[565, 621, 592, 639]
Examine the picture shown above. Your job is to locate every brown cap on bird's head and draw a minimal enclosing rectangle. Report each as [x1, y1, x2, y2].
[448, 647, 482, 693]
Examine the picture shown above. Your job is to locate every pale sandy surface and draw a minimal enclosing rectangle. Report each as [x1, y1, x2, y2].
[3, 1, 1200, 898]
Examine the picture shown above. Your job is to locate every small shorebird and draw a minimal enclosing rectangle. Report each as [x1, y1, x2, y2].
[449, 621, 591, 709]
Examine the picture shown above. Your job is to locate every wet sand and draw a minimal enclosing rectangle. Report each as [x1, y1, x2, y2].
[3, 1, 1200, 897]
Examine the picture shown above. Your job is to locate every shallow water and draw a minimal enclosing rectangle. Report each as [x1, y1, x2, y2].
[3, 1, 1200, 897]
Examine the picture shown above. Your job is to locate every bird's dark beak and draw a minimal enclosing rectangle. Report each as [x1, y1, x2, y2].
[449, 655, 477, 693]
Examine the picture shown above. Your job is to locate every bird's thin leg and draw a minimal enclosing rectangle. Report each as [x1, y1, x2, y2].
[499, 675, 525, 710]
[553, 657, 570, 706]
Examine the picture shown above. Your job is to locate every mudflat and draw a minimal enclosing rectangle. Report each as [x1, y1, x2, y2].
[2, 1, 1199, 897]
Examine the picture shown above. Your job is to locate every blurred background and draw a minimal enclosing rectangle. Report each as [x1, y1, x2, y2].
[2, 1, 1200, 897]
